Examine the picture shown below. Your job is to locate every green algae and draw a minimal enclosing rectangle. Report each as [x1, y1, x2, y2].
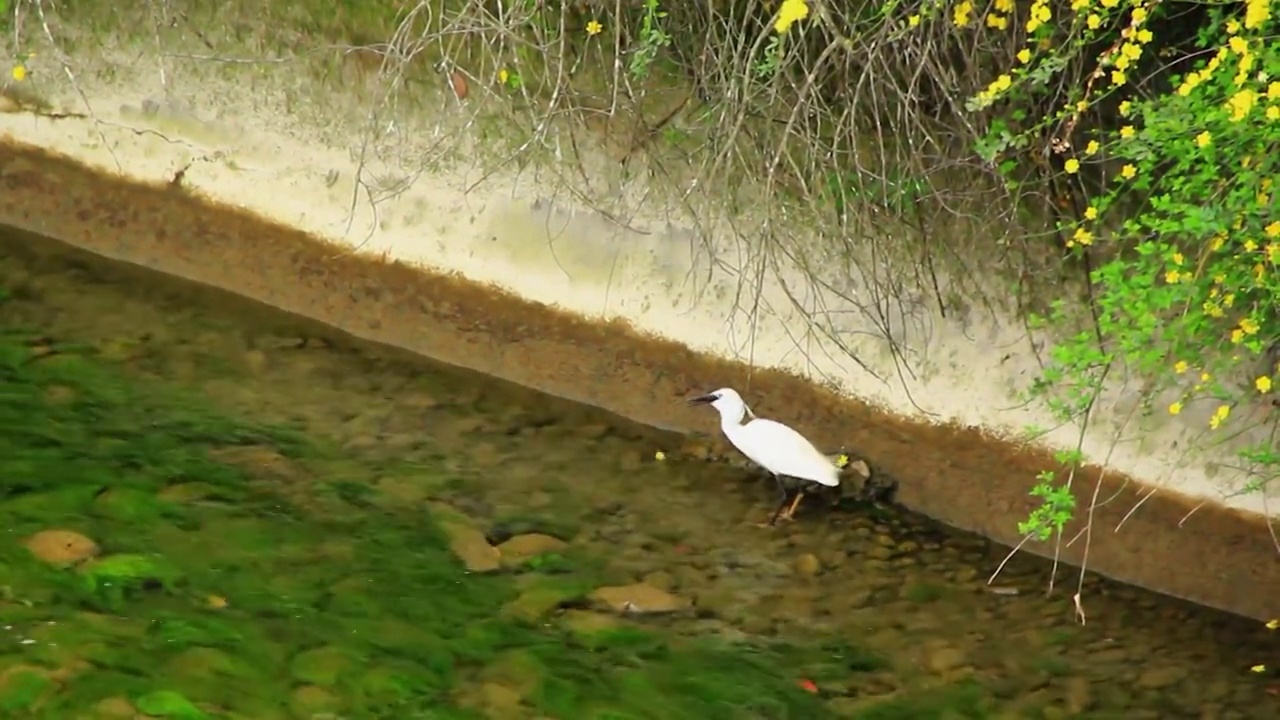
[0, 306, 852, 719]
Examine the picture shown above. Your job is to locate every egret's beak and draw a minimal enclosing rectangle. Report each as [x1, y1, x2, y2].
[688, 393, 718, 406]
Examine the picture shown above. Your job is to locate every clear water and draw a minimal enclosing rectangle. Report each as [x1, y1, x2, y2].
[1, 227, 1277, 719]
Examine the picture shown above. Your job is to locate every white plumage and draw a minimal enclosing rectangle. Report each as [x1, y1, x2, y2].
[689, 387, 839, 525]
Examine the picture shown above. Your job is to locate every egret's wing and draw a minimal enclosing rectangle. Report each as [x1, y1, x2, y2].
[735, 419, 839, 486]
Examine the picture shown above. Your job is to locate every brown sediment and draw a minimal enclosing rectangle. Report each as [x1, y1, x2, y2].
[0, 140, 1275, 620]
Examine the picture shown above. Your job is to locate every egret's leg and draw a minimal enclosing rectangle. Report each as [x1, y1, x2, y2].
[781, 491, 806, 521]
[757, 473, 791, 527]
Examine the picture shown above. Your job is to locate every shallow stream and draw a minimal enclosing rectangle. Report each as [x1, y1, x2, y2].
[1, 227, 1277, 719]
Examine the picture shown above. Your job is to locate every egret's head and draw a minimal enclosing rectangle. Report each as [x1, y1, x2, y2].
[688, 387, 749, 421]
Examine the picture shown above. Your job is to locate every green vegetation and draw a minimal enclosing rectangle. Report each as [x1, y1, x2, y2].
[966, 0, 1279, 541]
[0, 295, 953, 718]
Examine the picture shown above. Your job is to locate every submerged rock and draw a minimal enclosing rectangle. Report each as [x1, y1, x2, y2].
[0, 665, 57, 712]
[444, 523, 501, 573]
[589, 583, 689, 614]
[497, 533, 569, 567]
[290, 645, 354, 687]
[560, 610, 623, 637]
[91, 696, 138, 718]
[23, 529, 99, 566]
[793, 553, 822, 577]
[290, 685, 340, 717]
[501, 584, 579, 622]
[455, 682, 525, 720]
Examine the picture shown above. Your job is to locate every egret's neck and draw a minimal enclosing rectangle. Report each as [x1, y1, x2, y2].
[718, 405, 748, 430]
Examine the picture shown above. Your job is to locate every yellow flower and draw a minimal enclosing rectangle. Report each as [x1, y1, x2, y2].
[1119, 125, 1135, 139]
[1137, 29, 1153, 43]
[952, 1, 973, 27]
[1252, 664, 1267, 673]
[775, 0, 811, 33]
[1209, 405, 1230, 430]
[996, 0, 1015, 11]
[1076, 100, 1089, 112]
[1087, 13, 1102, 29]
[987, 13, 1009, 29]
[498, 68, 510, 84]
[1266, 221, 1280, 238]
[10, 64, 25, 82]
[1065, 158, 1080, 174]
[1244, 0, 1270, 29]
[1119, 101, 1132, 116]
[654, 450, 667, 461]
[1018, 48, 1032, 64]
[1084, 206, 1098, 220]
[1172, 252, 1184, 265]
[1229, 36, 1249, 54]
[1112, 70, 1126, 86]
[1120, 164, 1136, 180]
[1231, 328, 1245, 344]
[1100, 0, 1118, 7]
[1196, 131, 1212, 147]
[836, 453, 851, 468]
[1227, 20, 1241, 34]
[908, 14, 921, 27]
[1174, 360, 1189, 374]
[1168, 401, 1183, 416]
[1165, 270, 1182, 284]
[1268, 106, 1280, 121]
[1241, 317, 1260, 335]
[1072, 227, 1094, 246]
[1131, 7, 1147, 23]
[1270, 82, 1280, 100]
[1227, 89, 1257, 121]
[1267, 619, 1279, 630]
[1085, 139, 1100, 155]
[1258, 376, 1274, 393]
[586, 20, 604, 36]
[1201, 371, 1212, 382]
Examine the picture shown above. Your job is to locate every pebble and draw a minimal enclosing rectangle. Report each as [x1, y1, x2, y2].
[23, 529, 99, 566]
[793, 553, 821, 577]
[589, 583, 689, 614]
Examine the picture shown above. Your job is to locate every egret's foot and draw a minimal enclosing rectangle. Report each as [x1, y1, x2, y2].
[779, 492, 806, 522]
[754, 514, 794, 528]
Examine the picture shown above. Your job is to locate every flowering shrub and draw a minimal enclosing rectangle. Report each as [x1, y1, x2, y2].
[954, 0, 1280, 540]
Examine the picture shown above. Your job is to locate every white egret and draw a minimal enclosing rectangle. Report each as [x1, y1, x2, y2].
[689, 387, 839, 526]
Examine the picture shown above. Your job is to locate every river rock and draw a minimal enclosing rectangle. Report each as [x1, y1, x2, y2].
[433, 510, 501, 573]
[456, 682, 525, 720]
[924, 644, 967, 674]
[91, 696, 137, 718]
[1135, 664, 1188, 689]
[23, 529, 99, 566]
[290, 646, 354, 687]
[0, 665, 57, 712]
[498, 533, 568, 566]
[589, 582, 689, 614]
[561, 610, 622, 636]
[794, 553, 821, 577]
[290, 685, 340, 716]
